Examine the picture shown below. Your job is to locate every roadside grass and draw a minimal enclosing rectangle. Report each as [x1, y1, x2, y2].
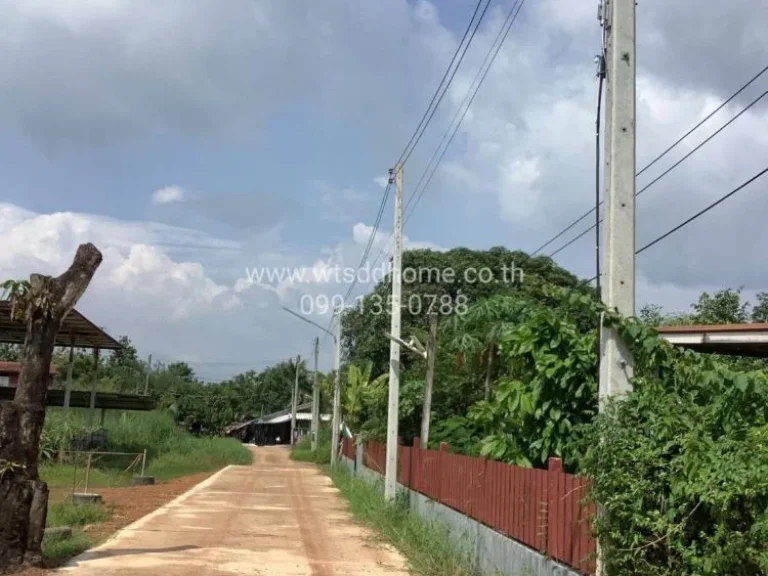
[290, 425, 332, 465]
[47, 500, 112, 528]
[42, 410, 252, 488]
[290, 437, 331, 465]
[42, 530, 93, 560]
[327, 466, 475, 576]
[42, 499, 114, 561]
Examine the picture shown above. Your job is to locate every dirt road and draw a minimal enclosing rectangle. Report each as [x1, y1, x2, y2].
[59, 447, 409, 576]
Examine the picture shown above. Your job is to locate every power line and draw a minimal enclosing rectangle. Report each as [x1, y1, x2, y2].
[398, 0, 491, 166]
[636, 165, 768, 255]
[531, 63, 768, 256]
[546, 88, 768, 258]
[583, 165, 768, 283]
[372, 0, 528, 269]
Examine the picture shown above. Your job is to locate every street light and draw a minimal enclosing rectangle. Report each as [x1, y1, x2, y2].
[282, 306, 342, 466]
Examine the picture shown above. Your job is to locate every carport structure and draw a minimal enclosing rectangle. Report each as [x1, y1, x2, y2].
[657, 322, 768, 357]
[0, 301, 153, 418]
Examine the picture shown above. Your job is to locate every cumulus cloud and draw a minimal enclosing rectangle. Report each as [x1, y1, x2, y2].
[0, 203, 240, 321]
[152, 185, 187, 205]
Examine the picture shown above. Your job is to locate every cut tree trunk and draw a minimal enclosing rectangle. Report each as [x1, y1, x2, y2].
[0, 243, 103, 573]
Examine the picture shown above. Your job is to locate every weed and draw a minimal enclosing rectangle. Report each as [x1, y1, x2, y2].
[327, 466, 475, 576]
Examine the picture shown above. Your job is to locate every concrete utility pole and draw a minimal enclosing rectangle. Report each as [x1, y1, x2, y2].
[599, 0, 636, 403]
[385, 313, 438, 451]
[291, 354, 301, 445]
[330, 312, 342, 467]
[143, 353, 152, 395]
[281, 306, 341, 465]
[385, 163, 403, 501]
[421, 314, 438, 449]
[311, 337, 320, 452]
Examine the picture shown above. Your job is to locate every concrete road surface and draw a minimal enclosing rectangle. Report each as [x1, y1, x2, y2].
[60, 447, 409, 576]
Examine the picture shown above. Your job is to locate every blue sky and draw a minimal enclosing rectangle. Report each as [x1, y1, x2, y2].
[1, 0, 767, 379]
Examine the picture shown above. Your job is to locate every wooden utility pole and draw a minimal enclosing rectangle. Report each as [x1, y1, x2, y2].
[599, 0, 636, 402]
[88, 347, 100, 426]
[385, 163, 403, 501]
[291, 354, 301, 445]
[311, 337, 320, 452]
[143, 353, 152, 395]
[421, 314, 438, 449]
[63, 334, 75, 411]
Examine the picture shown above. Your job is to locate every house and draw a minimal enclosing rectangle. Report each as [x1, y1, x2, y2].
[0, 361, 57, 388]
[224, 402, 331, 445]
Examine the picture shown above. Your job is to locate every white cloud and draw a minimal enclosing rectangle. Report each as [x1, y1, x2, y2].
[0, 202, 239, 321]
[373, 176, 389, 188]
[152, 185, 186, 205]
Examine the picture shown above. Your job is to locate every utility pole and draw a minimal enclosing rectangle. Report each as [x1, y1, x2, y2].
[421, 314, 438, 449]
[385, 313, 438, 451]
[291, 354, 301, 445]
[143, 353, 152, 395]
[599, 0, 635, 403]
[385, 163, 403, 501]
[63, 334, 75, 411]
[281, 306, 341, 464]
[330, 311, 342, 467]
[311, 337, 320, 452]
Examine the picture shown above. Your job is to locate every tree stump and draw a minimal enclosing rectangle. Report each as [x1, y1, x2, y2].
[0, 243, 103, 573]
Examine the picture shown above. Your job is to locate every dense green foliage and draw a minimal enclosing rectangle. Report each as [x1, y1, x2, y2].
[337, 247, 768, 574]
[582, 318, 768, 575]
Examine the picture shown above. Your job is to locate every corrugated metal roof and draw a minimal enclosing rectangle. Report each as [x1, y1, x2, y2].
[657, 323, 768, 357]
[0, 361, 56, 375]
[265, 413, 331, 424]
[0, 301, 121, 350]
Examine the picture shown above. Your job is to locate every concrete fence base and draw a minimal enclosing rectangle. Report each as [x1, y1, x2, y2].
[341, 453, 580, 576]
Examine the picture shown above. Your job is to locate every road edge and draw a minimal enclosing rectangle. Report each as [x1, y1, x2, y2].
[57, 465, 236, 570]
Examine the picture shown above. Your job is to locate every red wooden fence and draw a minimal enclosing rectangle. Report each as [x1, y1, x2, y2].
[358, 439, 596, 574]
[341, 436, 356, 460]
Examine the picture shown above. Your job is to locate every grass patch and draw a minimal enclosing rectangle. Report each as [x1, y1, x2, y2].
[47, 500, 112, 528]
[41, 410, 252, 489]
[41, 499, 113, 563]
[328, 466, 475, 576]
[42, 529, 93, 560]
[290, 437, 331, 465]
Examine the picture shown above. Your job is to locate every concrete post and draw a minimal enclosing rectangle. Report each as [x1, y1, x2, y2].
[599, 0, 636, 402]
[385, 163, 403, 501]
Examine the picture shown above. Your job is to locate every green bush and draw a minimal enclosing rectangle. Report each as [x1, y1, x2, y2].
[582, 319, 768, 575]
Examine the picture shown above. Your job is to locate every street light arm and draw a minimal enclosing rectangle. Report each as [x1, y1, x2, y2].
[282, 306, 337, 341]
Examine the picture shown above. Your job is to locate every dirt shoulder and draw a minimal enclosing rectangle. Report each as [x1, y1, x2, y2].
[18, 471, 213, 575]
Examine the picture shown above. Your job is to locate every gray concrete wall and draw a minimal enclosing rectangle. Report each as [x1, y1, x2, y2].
[350, 462, 581, 576]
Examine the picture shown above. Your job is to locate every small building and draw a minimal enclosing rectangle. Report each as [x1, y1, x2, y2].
[224, 402, 331, 446]
[657, 323, 768, 357]
[0, 361, 56, 388]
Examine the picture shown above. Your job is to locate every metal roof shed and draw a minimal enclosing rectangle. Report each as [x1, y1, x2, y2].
[0, 301, 151, 414]
[657, 323, 768, 358]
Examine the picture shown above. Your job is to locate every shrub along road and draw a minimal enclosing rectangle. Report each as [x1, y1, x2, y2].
[56, 446, 409, 576]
